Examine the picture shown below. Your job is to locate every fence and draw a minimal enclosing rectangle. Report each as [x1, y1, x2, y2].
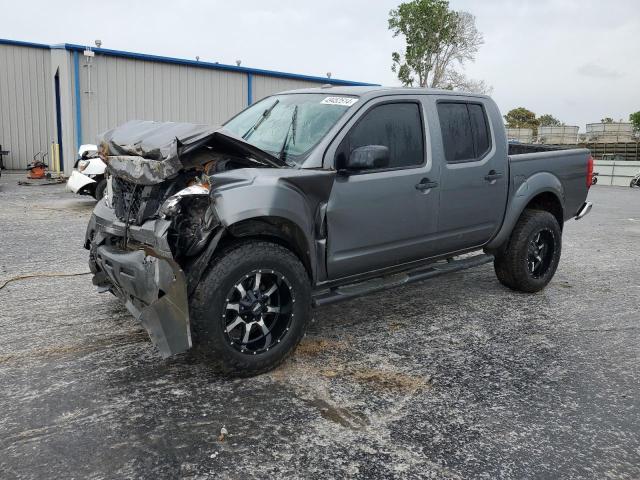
[593, 160, 640, 186]
[580, 142, 640, 162]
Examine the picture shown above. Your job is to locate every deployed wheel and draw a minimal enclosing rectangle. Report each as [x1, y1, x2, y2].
[190, 240, 311, 376]
[494, 209, 562, 293]
[93, 178, 107, 200]
[631, 179, 638, 188]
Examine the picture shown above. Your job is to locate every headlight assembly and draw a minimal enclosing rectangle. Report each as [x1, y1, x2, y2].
[160, 184, 210, 219]
[161, 184, 218, 257]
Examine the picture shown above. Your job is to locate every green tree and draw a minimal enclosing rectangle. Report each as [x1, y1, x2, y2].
[629, 111, 640, 132]
[537, 114, 562, 127]
[389, 0, 490, 93]
[601, 117, 614, 123]
[504, 107, 539, 134]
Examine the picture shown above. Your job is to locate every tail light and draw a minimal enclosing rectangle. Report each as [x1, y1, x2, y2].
[586, 155, 594, 188]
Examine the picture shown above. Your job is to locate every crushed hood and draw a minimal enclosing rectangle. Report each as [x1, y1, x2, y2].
[98, 120, 287, 185]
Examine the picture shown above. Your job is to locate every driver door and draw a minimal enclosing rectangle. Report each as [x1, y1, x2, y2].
[325, 98, 440, 279]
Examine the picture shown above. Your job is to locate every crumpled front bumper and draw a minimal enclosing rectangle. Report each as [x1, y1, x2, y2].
[86, 200, 191, 357]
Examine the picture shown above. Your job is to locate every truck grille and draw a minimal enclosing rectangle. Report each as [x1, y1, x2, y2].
[112, 177, 143, 224]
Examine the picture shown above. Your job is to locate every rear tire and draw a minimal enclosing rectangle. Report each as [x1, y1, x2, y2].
[494, 209, 562, 293]
[631, 179, 638, 188]
[189, 240, 311, 376]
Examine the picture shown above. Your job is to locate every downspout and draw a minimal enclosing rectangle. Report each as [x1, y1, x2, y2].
[73, 50, 83, 152]
[247, 72, 253, 106]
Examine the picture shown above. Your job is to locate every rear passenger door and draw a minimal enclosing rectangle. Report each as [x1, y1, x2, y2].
[435, 99, 508, 253]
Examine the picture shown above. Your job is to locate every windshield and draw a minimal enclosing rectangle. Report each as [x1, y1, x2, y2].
[223, 93, 358, 165]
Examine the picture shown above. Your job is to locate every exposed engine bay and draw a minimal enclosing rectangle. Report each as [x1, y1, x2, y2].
[97, 120, 286, 260]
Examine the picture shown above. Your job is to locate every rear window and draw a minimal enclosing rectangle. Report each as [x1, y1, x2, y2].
[437, 102, 492, 163]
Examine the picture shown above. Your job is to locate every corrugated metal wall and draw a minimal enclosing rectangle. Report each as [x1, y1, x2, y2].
[0, 44, 54, 170]
[78, 54, 249, 145]
[1, 40, 369, 172]
[77, 55, 327, 145]
[252, 75, 324, 102]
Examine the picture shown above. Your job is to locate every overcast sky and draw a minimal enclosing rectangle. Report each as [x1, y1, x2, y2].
[3, 0, 639, 129]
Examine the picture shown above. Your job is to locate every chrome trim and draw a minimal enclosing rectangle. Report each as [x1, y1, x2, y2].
[575, 201, 592, 220]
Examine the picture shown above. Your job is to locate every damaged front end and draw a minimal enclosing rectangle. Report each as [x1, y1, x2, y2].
[85, 120, 283, 357]
[86, 190, 219, 357]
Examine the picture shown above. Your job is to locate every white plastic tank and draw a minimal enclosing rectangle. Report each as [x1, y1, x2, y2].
[538, 126, 579, 145]
[586, 122, 634, 143]
[506, 128, 533, 144]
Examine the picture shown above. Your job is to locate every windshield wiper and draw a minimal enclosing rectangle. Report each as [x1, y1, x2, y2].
[278, 105, 298, 164]
[242, 99, 279, 140]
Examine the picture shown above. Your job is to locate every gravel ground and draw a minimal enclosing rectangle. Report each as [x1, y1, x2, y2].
[0, 171, 638, 479]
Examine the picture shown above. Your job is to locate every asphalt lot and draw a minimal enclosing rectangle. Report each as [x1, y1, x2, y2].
[0, 171, 638, 479]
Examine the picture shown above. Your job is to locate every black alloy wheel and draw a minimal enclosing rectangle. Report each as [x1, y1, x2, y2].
[222, 269, 294, 355]
[526, 229, 555, 279]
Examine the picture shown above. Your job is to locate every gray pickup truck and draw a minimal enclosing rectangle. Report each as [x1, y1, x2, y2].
[85, 86, 593, 375]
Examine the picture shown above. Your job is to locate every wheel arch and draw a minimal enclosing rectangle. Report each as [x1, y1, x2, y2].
[486, 174, 565, 251]
[220, 216, 314, 281]
[523, 191, 564, 230]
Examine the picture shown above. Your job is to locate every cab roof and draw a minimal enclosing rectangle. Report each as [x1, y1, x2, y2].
[279, 85, 490, 101]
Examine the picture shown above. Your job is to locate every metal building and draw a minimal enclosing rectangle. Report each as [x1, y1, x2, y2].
[0, 38, 374, 175]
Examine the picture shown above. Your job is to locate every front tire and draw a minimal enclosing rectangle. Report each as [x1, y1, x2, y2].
[494, 209, 562, 293]
[190, 240, 311, 376]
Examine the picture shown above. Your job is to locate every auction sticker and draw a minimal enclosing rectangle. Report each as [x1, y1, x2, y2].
[321, 96, 359, 106]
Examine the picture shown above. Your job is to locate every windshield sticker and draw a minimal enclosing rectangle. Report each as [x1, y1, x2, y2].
[321, 96, 359, 107]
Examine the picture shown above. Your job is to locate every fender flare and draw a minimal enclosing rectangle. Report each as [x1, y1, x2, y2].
[486, 172, 564, 250]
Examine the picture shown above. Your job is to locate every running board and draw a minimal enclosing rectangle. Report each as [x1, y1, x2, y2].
[312, 253, 494, 307]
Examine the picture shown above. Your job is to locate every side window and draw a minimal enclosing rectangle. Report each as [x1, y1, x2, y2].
[341, 102, 424, 169]
[468, 103, 491, 158]
[437, 102, 492, 163]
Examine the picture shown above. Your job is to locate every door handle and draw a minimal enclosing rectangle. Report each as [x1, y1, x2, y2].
[415, 178, 439, 190]
[484, 170, 503, 182]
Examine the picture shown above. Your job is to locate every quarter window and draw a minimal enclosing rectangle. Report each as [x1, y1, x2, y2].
[438, 102, 492, 163]
[339, 102, 424, 169]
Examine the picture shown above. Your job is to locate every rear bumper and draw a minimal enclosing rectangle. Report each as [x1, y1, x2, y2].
[575, 201, 593, 220]
[86, 201, 191, 357]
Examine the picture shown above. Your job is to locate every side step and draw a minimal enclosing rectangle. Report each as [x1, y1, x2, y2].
[312, 253, 494, 307]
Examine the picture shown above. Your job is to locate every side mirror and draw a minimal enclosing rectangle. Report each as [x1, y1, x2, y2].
[345, 145, 390, 171]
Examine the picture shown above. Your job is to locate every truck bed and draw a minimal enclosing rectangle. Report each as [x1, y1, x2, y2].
[509, 148, 591, 222]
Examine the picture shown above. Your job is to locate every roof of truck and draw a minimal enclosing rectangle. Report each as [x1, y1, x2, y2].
[280, 85, 491, 99]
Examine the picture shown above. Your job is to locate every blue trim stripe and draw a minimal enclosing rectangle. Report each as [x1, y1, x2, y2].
[0, 38, 50, 49]
[247, 73, 253, 105]
[61, 43, 375, 86]
[0, 37, 377, 87]
[73, 50, 82, 150]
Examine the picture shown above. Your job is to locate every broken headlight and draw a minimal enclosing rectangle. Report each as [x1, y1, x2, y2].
[103, 176, 113, 209]
[161, 184, 219, 257]
[160, 184, 210, 219]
